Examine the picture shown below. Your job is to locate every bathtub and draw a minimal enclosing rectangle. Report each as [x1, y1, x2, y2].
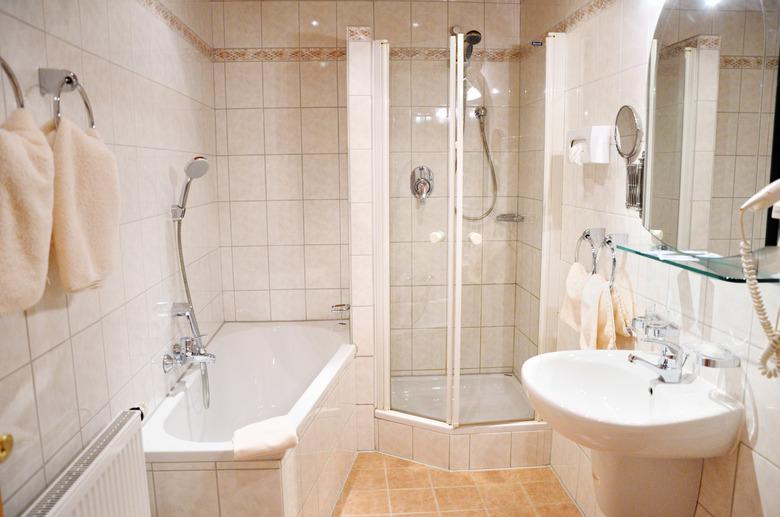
[143, 321, 357, 517]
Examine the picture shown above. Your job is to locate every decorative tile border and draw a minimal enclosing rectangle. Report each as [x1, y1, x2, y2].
[136, 0, 212, 59]
[213, 48, 346, 62]
[659, 35, 721, 59]
[721, 56, 779, 70]
[137, 0, 622, 64]
[347, 26, 372, 42]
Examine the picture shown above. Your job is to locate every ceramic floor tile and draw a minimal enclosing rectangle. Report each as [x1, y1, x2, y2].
[348, 468, 388, 490]
[430, 470, 476, 487]
[340, 489, 390, 515]
[535, 503, 582, 516]
[334, 452, 580, 517]
[353, 452, 387, 470]
[435, 486, 484, 511]
[478, 483, 531, 509]
[389, 488, 438, 513]
[523, 482, 572, 506]
[387, 468, 432, 489]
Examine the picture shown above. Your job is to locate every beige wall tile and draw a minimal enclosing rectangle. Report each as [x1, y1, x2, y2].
[300, 1, 338, 47]
[217, 470, 283, 517]
[261, 3, 299, 47]
[224, 1, 263, 48]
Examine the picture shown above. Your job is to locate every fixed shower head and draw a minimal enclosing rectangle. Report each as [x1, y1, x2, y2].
[173, 156, 210, 219]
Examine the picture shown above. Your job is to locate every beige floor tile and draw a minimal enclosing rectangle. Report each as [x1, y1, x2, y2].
[340, 489, 390, 515]
[435, 486, 484, 511]
[353, 452, 386, 470]
[535, 502, 582, 516]
[488, 507, 537, 517]
[523, 481, 572, 506]
[335, 452, 578, 517]
[389, 488, 438, 513]
[478, 483, 531, 509]
[387, 468, 431, 489]
[385, 456, 426, 469]
[347, 468, 387, 490]
[509, 467, 558, 484]
[430, 469, 476, 487]
[471, 470, 517, 485]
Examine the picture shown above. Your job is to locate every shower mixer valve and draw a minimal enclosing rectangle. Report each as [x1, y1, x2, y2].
[411, 165, 433, 203]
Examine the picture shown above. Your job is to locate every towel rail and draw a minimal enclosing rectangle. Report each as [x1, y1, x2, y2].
[0, 55, 25, 108]
[38, 68, 96, 129]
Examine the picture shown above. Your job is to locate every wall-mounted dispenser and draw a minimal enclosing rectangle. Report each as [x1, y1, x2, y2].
[566, 126, 611, 165]
[411, 165, 433, 203]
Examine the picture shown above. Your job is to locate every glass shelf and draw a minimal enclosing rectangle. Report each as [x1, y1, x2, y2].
[617, 244, 780, 283]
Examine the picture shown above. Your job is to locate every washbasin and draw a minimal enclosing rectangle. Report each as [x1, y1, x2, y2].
[520, 349, 743, 459]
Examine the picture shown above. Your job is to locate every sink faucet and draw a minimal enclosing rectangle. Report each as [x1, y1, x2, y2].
[628, 314, 688, 387]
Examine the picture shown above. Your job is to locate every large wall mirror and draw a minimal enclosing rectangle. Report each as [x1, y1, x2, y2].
[644, 0, 780, 257]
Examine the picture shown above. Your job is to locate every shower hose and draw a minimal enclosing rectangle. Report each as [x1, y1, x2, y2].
[464, 106, 498, 222]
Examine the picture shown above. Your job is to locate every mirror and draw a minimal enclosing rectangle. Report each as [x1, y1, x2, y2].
[615, 105, 642, 160]
[643, 0, 779, 256]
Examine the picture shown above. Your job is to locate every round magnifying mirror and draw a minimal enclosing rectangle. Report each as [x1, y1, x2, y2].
[614, 105, 642, 160]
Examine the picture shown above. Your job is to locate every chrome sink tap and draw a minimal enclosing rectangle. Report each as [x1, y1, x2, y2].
[628, 315, 688, 388]
[162, 336, 215, 373]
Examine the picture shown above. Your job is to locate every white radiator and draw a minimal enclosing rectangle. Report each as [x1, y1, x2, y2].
[23, 409, 150, 517]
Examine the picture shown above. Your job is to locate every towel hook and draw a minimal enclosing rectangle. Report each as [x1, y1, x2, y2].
[0, 55, 25, 108]
[38, 68, 96, 129]
[575, 228, 605, 274]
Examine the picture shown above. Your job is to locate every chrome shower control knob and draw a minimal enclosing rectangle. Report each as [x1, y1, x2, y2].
[411, 165, 434, 201]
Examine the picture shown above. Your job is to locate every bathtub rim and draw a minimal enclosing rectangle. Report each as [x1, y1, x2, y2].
[143, 323, 355, 463]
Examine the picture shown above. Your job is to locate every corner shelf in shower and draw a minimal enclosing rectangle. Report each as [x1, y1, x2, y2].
[617, 243, 780, 283]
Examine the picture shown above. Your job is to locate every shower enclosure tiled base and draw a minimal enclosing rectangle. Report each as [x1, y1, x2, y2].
[374, 412, 551, 471]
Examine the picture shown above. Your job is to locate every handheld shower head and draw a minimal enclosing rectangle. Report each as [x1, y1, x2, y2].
[464, 30, 482, 61]
[173, 156, 210, 220]
[185, 156, 209, 179]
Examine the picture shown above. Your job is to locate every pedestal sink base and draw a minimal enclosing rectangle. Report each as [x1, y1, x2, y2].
[591, 451, 702, 517]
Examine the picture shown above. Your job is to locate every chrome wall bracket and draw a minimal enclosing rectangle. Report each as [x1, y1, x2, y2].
[496, 213, 525, 223]
[38, 68, 79, 96]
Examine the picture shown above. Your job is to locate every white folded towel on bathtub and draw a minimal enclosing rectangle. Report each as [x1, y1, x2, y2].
[232, 416, 299, 460]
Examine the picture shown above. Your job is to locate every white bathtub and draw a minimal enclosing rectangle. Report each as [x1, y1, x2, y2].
[143, 321, 357, 517]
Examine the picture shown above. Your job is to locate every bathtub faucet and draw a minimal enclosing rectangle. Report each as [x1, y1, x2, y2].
[162, 336, 215, 373]
[171, 302, 204, 349]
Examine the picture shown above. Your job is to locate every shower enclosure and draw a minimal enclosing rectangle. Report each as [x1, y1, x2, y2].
[381, 30, 537, 427]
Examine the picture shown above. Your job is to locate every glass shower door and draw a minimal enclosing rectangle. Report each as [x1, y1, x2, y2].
[388, 34, 464, 424]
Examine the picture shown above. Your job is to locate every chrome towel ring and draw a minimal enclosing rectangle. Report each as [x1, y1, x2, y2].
[38, 68, 96, 129]
[575, 228, 605, 274]
[0, 55, 25, 108]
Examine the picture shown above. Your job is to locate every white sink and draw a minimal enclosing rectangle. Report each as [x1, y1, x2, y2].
[521, 349, 744, 517]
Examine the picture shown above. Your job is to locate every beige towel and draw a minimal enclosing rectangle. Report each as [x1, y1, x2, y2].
[559, 262, 589, 331]
[233, 416, 299, 460]
[43, 118, 120, 292]
[0, 109, 55, 313]
[579, 273, 616, 349]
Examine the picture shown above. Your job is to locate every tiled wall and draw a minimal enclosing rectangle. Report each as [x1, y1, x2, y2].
[212, 1, 353, 322]
[0, 1, 222, 515]
[538, 0, 780, 516]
